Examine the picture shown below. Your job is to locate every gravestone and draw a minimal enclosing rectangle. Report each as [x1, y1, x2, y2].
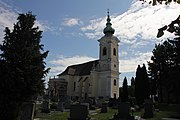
[41, 101, 50, 113]
[64, 96, 72, 109]
[81, 103, 89, 109]
[20, 102, 35, 120]
[101, 102, 108, 113]
[109, 98, 118, 107]
[110, 102, 134, 120]
[142, 99, 154, 118]
[117, 102, 131, 119]
[84, 98, 93, 109]
[57, 102, 64, 112]
[68, 104, 90, 120]
[96, 99, 104, 108]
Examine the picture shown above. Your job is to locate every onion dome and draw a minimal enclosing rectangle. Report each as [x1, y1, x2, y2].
[103, 10, 115, 36]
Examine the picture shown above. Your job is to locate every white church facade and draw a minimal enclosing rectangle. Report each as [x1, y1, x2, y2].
[49, 12, 120, 100]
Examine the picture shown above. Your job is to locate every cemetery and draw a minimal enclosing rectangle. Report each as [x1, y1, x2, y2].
[0, 1, 180, 120]
[33, 98, 180, 120]
[31, 96, 180, 120]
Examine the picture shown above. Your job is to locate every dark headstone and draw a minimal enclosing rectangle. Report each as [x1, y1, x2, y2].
[84, 98, 93, 109]
[96, 99, 104, 108]
[142, 99, 154, 118]
[64, 96, 72, 109]
[110, 102, 134, 120]
[101, 102, 108, 113]
[118, 102, 131, 118]
[68, 104, 90, 120]
[109, 98, 118, 107]
[89, 97, 96, 105]
[20, 102, 35, 120]
[41, 101, 50, 113]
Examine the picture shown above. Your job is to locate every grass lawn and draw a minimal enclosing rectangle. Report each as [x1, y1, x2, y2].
[90, 108, 117, 120]
[35, 108, 117, 120]
[35, 111, 69, 120]
[34, 103, 180, 120]
[134, 103, 180, 120]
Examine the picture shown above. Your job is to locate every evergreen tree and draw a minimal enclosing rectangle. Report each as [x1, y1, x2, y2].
[148, 40, 180, 103]
[148, 62, 157, 97]
[139, 0, 180, 103]
[122, 77, 128, 102]
[135, 64, 150, 105]
[129, 77, 135, 97]
[131, 77, 135, 86]
[142, 64, 150, 99]
[0, 12, 49, 120]
[148, 15, 180, 103]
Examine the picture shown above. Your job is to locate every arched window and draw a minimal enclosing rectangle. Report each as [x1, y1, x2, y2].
[103, 47, 107, 56]
[73, 82, 76, 91]
[113, 48, 116, 56]
[114, 79, 116, 86]
[114, 93, 116, 99]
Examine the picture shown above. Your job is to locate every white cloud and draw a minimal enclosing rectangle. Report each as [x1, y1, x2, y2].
[63, 18, 82, 27]
[49, 55, 97, 76]
[0, 1, 18, 42]
[119, 51, 128, 57]
[81, 0, 180, 45]
[0, 1, 52, 43]
[81, 17, 105, 39]
[35, 20, 52, 32]
[119, 52, 152, 73]
[48, 52, 152, 76]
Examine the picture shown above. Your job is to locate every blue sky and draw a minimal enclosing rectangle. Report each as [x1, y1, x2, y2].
[0, 0, 180, 86]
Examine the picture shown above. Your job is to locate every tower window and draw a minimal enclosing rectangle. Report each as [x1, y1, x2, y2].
[73, 82, 76, 91]
[113, 48, 116, 56]
[114, 93, 116, 99]
[114, 79, 116, 86]
[103, 47, 107, 56]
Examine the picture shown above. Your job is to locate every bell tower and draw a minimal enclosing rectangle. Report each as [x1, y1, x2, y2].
[97, 10, 120, 98]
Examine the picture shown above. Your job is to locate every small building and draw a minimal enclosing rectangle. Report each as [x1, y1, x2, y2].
[49, 12, 120, 100]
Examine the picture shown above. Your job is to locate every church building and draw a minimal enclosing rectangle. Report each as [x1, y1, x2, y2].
[49, 12, 120, 100]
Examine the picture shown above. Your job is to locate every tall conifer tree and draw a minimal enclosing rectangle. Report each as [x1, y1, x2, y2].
[0, 12, 49, 120]
[135, 64, 150, 105]
[122, 77, 128, 102]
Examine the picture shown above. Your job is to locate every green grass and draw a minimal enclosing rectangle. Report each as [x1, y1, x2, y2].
[134, 103, 180, 120]
[34, 103, 180, 120]
[90, 108, 117, 120]
[34, 108, 117, 120]
[133, 110, 173, 120]
[35, 111, 69, 120]
[147, 111, 176, 120]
